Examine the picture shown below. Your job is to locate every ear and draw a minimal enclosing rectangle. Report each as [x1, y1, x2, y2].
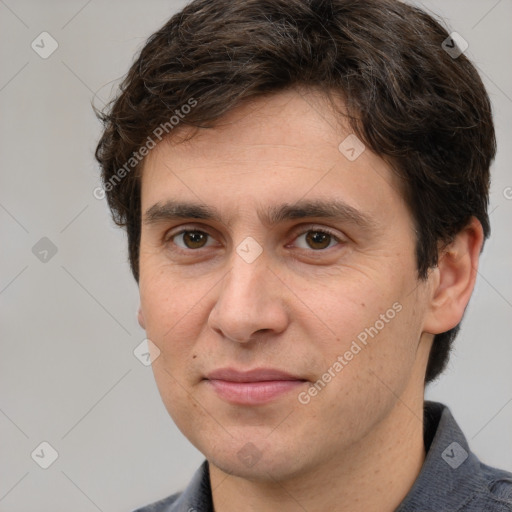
[137, 305, 146, 330]
[422, 217, 484, 335]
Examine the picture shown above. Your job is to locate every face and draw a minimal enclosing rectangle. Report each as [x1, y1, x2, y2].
[138, 88, 434, 481]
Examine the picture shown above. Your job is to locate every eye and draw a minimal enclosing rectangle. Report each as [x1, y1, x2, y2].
[168, 229, 216, 251]
[292, 228, 342, 251]
[165, 226, 343, 254]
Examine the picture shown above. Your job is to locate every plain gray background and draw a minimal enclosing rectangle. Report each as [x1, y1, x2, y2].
[1, 0, 511, 510]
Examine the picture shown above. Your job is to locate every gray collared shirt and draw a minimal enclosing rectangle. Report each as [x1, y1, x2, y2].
[133, 401, 512, 511]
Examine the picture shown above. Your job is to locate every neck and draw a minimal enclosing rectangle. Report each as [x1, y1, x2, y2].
[209, 379, 426, 512]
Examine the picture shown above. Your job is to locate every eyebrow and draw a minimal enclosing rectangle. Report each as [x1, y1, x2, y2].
[143, 199, 377, 231]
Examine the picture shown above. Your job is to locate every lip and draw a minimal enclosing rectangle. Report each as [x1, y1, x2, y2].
[206, 367, 303, 382]
[204, 367, 307, 405]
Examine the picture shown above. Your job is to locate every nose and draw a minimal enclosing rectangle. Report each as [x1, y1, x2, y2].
[208, 250, 289, 344]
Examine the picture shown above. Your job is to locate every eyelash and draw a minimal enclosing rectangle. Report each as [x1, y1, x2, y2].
[164, 225, 343, 254]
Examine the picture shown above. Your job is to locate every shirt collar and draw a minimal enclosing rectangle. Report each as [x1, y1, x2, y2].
[396, 400, 489, 511]
[165, 458, 213, 512]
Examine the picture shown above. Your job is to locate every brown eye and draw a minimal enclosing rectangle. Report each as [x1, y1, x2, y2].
[305, 231, 332, 250]
[293, 229, 341, 251]
[172, 230, 211, 250]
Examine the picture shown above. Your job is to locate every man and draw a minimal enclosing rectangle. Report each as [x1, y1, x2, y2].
[95, 0, 512, 510]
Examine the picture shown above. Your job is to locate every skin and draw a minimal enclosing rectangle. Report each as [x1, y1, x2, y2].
[137, 87, 483, 512]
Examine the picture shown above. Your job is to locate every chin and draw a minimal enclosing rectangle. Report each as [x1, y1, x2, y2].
[205, 438, 315, 483]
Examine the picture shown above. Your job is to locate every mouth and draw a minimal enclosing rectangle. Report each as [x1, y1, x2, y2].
[203, 367, 308, 405]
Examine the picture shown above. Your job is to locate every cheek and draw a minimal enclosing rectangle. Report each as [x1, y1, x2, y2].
[298, 275, 388, 345]
[150, 358, 198, 438]
[307, 270, 420, 382]
[297, 300, 422, 443]
[140, 273, 206, 421]
[139, 270, 202, 357]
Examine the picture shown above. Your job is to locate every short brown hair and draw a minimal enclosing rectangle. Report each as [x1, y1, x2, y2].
[94, 0, 496, 383]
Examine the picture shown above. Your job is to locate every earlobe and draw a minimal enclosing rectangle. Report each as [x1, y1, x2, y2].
[423, 217, 484, 335]
[137, 306, 146, 329]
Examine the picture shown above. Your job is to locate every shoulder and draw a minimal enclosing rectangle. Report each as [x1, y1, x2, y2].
[130, 460, 211, 512]
[468, 462, 512, 511]
[398, 401, 512, 512]
[131, 491, 181, 512]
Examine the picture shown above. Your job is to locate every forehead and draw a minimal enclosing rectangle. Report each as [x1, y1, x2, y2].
[153, 88, 349, 162]
[140, 88, 406, 225]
